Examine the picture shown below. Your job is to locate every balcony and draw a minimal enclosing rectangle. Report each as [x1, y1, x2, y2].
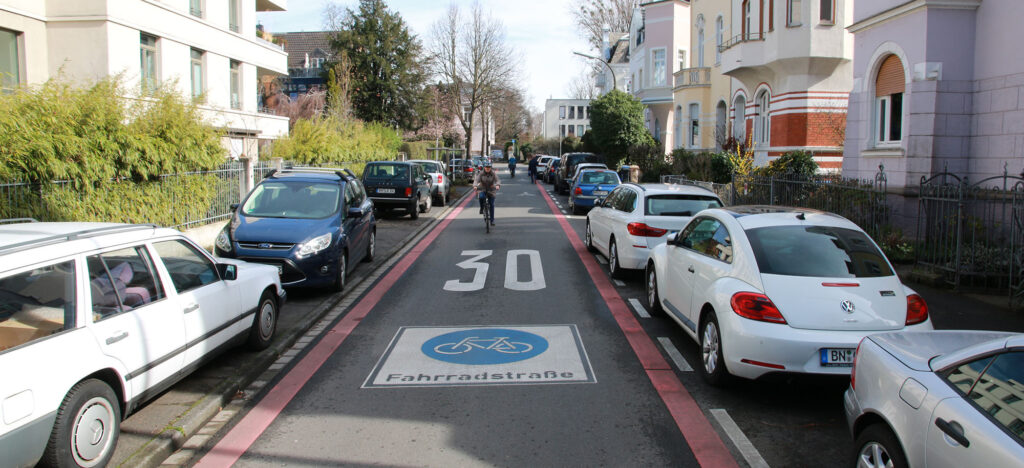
[673, 67, 711, 89]
[718, 26, 849, 81]
[718, 32, 765, 54]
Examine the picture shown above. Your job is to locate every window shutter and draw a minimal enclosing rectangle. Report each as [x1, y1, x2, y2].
[875, 55, 905, 97]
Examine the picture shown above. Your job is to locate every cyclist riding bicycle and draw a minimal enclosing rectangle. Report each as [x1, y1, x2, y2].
[507, 154, 517, 178]
[473, 161, 500, 226]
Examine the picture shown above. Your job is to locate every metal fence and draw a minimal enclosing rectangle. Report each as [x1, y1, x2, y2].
[659, 175, 733, 204]
[917, 166, 1024, 301]
[161, 162, 246, 230]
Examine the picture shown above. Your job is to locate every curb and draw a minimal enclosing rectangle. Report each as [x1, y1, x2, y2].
[122, 187, 475, 468]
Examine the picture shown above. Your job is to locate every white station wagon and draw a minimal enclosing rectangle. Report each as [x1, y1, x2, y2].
[0, 221, 285, 468]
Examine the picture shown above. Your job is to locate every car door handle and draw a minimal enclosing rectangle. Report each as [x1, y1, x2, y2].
[688, 266, 695, 273]
[935, 418, 970, 448]
[183, 303, 200, 314]
[106, 331, 129, 345]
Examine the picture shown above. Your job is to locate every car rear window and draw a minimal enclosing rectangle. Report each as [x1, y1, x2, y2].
[745, 225, 894, 278]
[580, 172, 619, 185]
[414, 162, 440, 173]
[645, 195, 722, 216]
[242, 181, 340, 219]
[365, 164, 409, 179]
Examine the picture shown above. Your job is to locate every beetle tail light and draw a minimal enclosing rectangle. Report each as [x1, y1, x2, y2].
[906, 294, 928, 325]
[730, 292, 787, 324]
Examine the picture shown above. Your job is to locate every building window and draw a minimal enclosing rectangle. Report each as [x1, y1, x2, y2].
[697, 28, 705, 68]
[733, 95, 747, 141]
[755, 91, 770, 144]
[567, 125, 575, 137]
[140, 33, 158, 93]
[190, 49, 204, 101]
[229, 0, 240, 32]
[0, 28, 20, 92]
[819, 0, 834, 24]
[577, 125, 584, 136]
[311, 57, 325, 68]
[569, 106, 576, 119]
[689, 103, 700, 147]
[743, 1, 753, 37]
[652, 49, 666, 86]
[769, 0, 775, 30]
[230, 60, 241, 109]
[585, 106, 591, 119]
[560, 124, 566, 137]
[678, 50, 686, 70]
[577, 106, 584, 119]
[190, 0, 202, 17]
[788, 0, 802, 26]
[715, 17, 723, 65]
[875, 55, 905, 145]
[559, 106, 566, 119]
[463, 106, 471, 122]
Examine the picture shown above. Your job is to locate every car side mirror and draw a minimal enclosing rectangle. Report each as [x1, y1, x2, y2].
[230, 203, 239, 211]
[217, 263, 237, 281]
[347, 206, 363, 218]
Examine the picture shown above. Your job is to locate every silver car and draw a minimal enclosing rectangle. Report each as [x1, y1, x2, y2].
[409, 160, 451, 206]
[845, 330, 1024, 468]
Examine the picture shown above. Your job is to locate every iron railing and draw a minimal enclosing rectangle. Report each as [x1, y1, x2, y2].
[718, 32, 765, 53]
[673, 67, 711, 88]
[917, 165, 1024, 300]
[660, 175, 733, 204]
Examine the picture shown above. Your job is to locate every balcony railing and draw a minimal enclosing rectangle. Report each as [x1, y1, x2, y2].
[718, 32, 765, 53]
[674, 67, 711, 88]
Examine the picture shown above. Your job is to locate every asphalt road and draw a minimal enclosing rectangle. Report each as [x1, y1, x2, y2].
[173, 169, 867, 468]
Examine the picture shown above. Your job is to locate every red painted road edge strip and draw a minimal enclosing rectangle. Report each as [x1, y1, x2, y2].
[536, 183, 739, 468]
[195, 194, 475, 468]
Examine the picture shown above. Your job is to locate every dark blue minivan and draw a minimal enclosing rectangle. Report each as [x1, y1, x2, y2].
[215, 168, 375, 291]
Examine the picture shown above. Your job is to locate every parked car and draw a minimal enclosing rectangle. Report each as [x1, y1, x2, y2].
[645, 206, 934, 385]
[586, 183, 723, 277]
[570, 162, 609, 186]
[471, 156, 487, 170]
[535, 155, 554, 178]
[845, 330, 1024, 468]
[362, 161, 433, 219]
[450, 158, 474, 179]
[557, 152, 605, 194]
[569, 169, 621, 215]
[0, 220, 284, 468]
[545, 158, 562, 184]
[409, 159, 451, 206]
[215, 168, 376, 291]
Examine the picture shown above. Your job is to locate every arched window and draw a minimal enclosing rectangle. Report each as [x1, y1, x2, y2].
[715, 16, 724, 65]
[755, 90, 771, 144]
[733, 95, 747, 142]
[743, 1, 753, 38]
[674, 106, 684, 149]
[874, 55, 905, 144]
[696, 15, 705, 68]
[689, 103, 700, 148]
[716, 100, 728, 148]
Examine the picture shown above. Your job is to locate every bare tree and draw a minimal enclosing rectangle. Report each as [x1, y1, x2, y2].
[571, 0, 636, 51]
[566, 69, 598, 100]
[428, 1, 520, 158]
[491, 87, 530, 143]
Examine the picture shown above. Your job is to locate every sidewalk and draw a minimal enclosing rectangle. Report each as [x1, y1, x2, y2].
[110, 185, 475, 468]
[906, 279, 1024, 333]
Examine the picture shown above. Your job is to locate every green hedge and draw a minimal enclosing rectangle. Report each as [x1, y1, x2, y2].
[271, 117, 402, 164]
[400, 140, 434, 160]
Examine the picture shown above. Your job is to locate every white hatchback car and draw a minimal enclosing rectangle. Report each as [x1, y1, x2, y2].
[586, 183, 722, 278]
[645, 206, 933, 385]
[845, 330, 1024, 468]
[409, 159, 450, 206]
[0, 221, 284, 468]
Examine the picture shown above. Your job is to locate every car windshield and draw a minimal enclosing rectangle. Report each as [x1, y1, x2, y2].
[580, 172, 619, 185]
[242, 181, 340, 219]
[365, 164, 409, 179]
[646, 195, 722, 216]
[745, 225, 894, 278]
[415, 162, 440, 173]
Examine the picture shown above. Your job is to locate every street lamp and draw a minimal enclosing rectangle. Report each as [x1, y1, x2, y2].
[573, 51, 617, 92]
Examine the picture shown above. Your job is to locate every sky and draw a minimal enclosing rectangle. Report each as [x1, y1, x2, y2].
[256, 0, 593, 112]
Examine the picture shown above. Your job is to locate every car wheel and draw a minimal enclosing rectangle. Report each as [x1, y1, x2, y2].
[40, 379, 120, 468]
[584, 222, 596, 252]
[699, 312, 729, 386]
[333, 252, 347, 292]
[363, 229, 375, 263]
[608, 239, 625, 279]
[408, 200, 419, 220]
[646, 264, 664, 316]
[247, 290, 278, 350]
[421, 194, 432, 213]
[853, 424, 908, 468]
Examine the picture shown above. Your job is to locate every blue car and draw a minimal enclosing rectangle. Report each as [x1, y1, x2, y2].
[215, 168, 376, 291]
[569, 169, 621, 215]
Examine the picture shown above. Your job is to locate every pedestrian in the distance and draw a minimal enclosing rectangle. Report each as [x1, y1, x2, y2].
[508, 153, 517, 178]
[528, 154, 539, 183]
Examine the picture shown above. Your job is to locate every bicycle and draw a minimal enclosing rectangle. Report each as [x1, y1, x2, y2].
[481, 193, 492, 233]
[433, 336, 534, 355]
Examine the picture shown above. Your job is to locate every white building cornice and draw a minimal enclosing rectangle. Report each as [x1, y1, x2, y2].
[848, 0, 982, 34]
[0, 4, 46, 22]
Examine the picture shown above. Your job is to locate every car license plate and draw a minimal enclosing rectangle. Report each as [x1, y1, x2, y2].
[377, 188, 395, 194]
[820, 348, 856, 367]
[594, 190, 608, 195]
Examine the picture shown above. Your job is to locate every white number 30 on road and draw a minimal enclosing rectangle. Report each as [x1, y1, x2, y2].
[443, 250, 546, 292]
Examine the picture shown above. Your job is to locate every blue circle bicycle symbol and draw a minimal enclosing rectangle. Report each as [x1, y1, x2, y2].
[421, 329, 549, 365]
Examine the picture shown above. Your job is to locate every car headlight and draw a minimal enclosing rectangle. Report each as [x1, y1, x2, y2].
[296, 232, 332, 258]
[216, 229, 232, 253]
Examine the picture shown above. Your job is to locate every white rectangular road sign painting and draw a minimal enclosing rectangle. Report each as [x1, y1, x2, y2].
[363, 325, 596, 388]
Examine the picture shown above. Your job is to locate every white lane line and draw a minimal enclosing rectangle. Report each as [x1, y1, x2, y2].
[710, 409, 770, 468]
[613, 279, 625, 287]
[628, 298, 651, 318]
[656, 337, 693, 372]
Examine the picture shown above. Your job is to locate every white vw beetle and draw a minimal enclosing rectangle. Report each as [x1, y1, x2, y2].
[645, 206, 933, 385]
[0, 221, 284, 467]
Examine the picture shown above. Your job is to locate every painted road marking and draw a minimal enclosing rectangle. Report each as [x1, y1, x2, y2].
[628, 298, 651, 318]
[657, 337, 693, 372]
[505, 250, 546, 291]
[363, 325, 595, 388]
[535, 182, 739, 468]
[710, 409, 770, 468]
[613, 279, 625, 287]
[443, 250, 492, 292]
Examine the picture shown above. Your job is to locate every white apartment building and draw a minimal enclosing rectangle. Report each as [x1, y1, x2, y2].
[542, 98, 592, 141]
[0, 0, 290, 160]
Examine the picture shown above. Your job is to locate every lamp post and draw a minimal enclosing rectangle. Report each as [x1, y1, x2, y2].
[573, 51, 616, 92]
